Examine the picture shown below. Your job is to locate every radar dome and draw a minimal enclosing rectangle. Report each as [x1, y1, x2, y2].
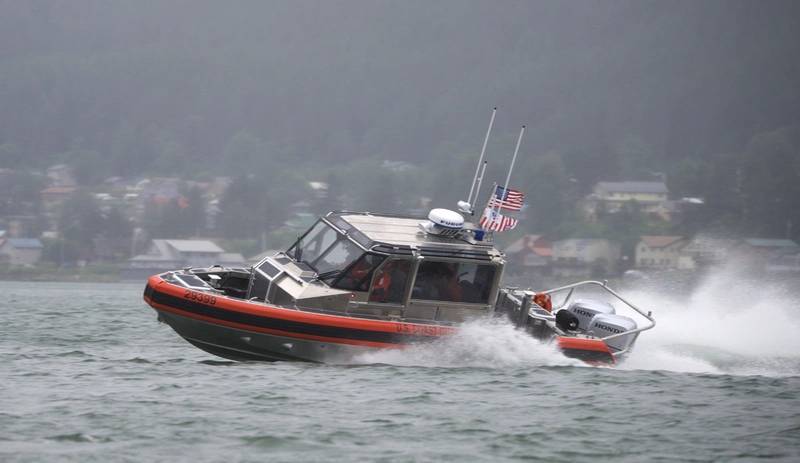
[419, 208, 464, 237]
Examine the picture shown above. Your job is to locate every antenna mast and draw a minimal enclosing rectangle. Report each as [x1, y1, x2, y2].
[494, 125, 526, 215]
[462, 108, 496, 212]
[472, 161, 488, 215]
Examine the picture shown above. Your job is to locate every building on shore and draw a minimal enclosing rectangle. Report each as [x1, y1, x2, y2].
[124, 239, 245, 279]
[551, 238, 621, 277]
[635, 235, 687, 269]
[766, 251, 800, 274]
[580, 181, 671, 221]
[679, 236, 738, 269]
[734, 238, 800, 271]
[0, 238, 43, 267]
[504, 234, 552, 277]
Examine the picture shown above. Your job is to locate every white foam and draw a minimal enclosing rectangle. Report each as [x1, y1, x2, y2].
[620, 260, 800, 376]
[353, 318, 582, 368]
[355, 261, 800, 375]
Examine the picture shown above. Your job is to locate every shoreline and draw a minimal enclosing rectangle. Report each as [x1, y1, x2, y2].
[0, 266, 125, 283]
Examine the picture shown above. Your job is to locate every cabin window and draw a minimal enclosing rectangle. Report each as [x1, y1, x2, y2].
[411, 261, 496, 304]
[331, 253, 385, 291]
[313, 237, 361, 275]
[287, 221, 338, 268]
[368, 259, 412, 304]
[174, 273, 210, 290]
[257, 259, 282, 279]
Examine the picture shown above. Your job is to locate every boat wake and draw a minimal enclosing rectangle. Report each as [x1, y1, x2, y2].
[353, 317, 582, 368]
[355, 262, 800, 376]
[620, 262, 800, 377]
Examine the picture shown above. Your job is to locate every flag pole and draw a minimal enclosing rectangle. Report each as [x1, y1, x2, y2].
[471, 161, 488, 215]
[494, 125, 526, 216]
[481, 182, 498, 233]
[467, 107, 497, 208]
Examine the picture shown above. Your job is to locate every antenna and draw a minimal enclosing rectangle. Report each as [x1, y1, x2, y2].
[459, 108, 496, 213]
[503, 125, 525, 194]
[494, 125, 526, 216]
[471, 161, 488, 215]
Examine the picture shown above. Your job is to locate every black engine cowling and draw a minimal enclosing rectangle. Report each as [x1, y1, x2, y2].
[556, 310, 580, 332]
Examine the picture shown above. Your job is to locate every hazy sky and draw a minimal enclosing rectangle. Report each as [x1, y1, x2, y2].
[0, 0, 797, 171]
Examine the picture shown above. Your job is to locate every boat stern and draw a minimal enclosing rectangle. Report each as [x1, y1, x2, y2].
[556, 336, 615, 365]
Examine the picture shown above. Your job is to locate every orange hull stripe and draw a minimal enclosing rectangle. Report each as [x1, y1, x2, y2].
[145, 295, 403, 349]
[557, 336, 612, 353]
[148, 275, 455, 336]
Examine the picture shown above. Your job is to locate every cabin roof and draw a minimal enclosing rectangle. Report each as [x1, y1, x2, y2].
[330, 212, 502, 261]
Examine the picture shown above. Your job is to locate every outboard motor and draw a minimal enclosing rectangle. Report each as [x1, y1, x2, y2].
[555, 309, 580, 332]
[587, 313, 638, 352]
[565, 299, 616, 331]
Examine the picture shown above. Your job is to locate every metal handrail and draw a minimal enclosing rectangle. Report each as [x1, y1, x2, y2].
[536, 280, 656, 347]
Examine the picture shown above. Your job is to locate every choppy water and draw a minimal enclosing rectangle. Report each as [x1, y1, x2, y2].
[1, 272, 800, 462]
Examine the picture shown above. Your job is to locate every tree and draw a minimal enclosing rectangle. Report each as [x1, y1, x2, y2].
[102, 207, 133, 240]
[0, 143, 24, 168]
[142, 198, 187, 238]
[519, 151, 570, 235]
[217, 174, 298, 239]
[109, 122, 155, 176]
[739, 125, 800, 239]
[57, 191, 105, 263]
[222, 130, 267, 176]
[181, 187, 207, 236]
[0, 170, 44, 216]
[68, 148, 108, 186]
[697, 151, 741, 231]
[615, 134, 658, 180]
[312, 171, 345, 214]
[667, 158, 712, 199]
[364, 172, 398, 213]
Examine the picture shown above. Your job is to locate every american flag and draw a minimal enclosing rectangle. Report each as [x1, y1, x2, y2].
[479, 207, 518, 232]
[487, 185, 524, 211]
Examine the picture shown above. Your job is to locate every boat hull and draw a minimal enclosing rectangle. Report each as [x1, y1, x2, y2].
[556, 336, 615, 365]
[143, 275, 620, 364]
[143, 275, 453, 363]
[156, 310, 371, 362]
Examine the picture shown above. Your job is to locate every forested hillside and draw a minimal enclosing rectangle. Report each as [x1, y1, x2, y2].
[1, 0, 798, 241]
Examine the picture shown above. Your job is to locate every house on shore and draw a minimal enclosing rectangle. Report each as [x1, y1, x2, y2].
[635, 236, 687, 269]
[766, 251, 800, 274]
[40, 186, 77, 217]
[124, 239, 245, 279]
[679, 236, 738, 269]
[735, 239, 800, 270]
[0, 238, 43, 266]
[551, 238, 621, 277]
[504, 234, 552, 276]
[580, 181, 676, 222]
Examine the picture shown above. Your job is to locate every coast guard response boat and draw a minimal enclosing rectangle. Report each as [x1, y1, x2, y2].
[143, 111, 655, 365]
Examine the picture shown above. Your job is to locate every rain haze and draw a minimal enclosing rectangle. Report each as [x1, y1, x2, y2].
[1, 1, 799, 462]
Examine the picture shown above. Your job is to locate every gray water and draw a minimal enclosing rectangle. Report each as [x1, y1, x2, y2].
[1, 276, 799, 462]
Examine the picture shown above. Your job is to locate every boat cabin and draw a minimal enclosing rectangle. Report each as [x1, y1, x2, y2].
[249, 211, 505, 324]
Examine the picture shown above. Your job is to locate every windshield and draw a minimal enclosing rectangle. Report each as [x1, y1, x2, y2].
[314, 238, 362, 276]
[287, 220, 338, 267]
[287, 220, 364, 277]
[330, 253, 386, 291]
